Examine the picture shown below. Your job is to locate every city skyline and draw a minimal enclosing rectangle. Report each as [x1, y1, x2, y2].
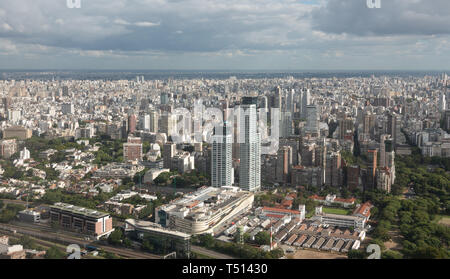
[0, 0, 449, 262]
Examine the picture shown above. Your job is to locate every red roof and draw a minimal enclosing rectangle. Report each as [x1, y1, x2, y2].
[281, 199, 293, 208]
[335, 197, 356, 203]
[309, 194, 325, 200]
[354, 202, 373, 218]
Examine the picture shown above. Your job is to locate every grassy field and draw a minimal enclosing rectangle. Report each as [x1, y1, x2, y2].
[322, 207, 352, 215]
[289, 249, 347, 259]
[433, 215, 450, 227]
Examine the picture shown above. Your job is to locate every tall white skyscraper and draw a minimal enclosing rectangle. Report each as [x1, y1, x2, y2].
[211, 121, 233, 187]
[440, 93, 446, 112]
[287, 89, 294, 114]
[140, 114, 150, 131]
[239, 97, 261, 192]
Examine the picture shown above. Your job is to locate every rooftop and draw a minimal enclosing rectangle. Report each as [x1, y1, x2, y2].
[50, 202, 109, 219]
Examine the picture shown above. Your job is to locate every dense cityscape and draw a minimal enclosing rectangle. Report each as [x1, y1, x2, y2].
[0, 71, 449, 259]
[1, 0, 450, 269]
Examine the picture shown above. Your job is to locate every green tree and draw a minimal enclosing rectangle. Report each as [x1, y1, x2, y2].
[108, 229, 123, 246]
[254, 231, 271, 246]
[154, 172, 170, 185]
[45, 246, 66, 259]
[382, 250, 403, 259]
[347, 249, 368, 259]
[142, 239, 155, 252]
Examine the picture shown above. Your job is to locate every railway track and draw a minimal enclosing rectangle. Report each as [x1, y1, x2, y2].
[0, 223, 160, 259]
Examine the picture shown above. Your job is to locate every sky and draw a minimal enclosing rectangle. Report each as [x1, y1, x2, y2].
[0, 0, 450, 70]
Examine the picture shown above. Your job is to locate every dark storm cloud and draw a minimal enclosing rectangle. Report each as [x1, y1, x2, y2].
[311, 0, 450, 36]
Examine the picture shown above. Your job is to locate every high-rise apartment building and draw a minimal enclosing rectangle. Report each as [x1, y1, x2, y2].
[276, 146, 292, 184]
[305, 105, 319, 135]
[160, 113, 176, 137]
[211, 122, 233, 187]
[163, 142, 177, 169]
[239, 97, 261, 192]
[301, 89, 311, 119]
[140, 114, 150, 131]
[149, 110, 159, 133]
[128, 114, 137, 134]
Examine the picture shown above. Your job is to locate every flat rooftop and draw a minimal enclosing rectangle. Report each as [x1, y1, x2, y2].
[50, 202, 109, 219]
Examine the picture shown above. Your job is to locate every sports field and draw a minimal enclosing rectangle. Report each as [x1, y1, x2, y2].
[322, 207, 352, 215]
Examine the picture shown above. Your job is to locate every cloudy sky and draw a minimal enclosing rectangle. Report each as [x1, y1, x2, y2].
[0, 0, 449, 70]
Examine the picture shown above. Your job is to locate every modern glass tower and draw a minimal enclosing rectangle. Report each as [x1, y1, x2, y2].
[305, 105, 319, 134]
[211, 121, 233, 187]
[239, 97, 261, 192]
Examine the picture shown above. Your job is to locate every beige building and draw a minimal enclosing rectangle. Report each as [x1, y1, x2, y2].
[3, 126, 32, 140]
[0, 139, 17, 158]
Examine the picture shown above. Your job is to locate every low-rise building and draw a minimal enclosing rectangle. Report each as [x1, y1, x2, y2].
[313, 206, 366, 229]
[18, 209, 41, 223]
[49, 202, 114, 239]
[124, 219, 191, 258]
[155, 186, 254, 235]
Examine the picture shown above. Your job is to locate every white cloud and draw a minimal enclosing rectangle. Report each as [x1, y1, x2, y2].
[134, 21, 160, 27]
[0, 0, 449, 69]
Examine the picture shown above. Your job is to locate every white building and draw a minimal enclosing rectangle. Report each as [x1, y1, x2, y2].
[155, 186, 254, 235]
[8, 110, 21, 124]
[20, 147, 30, 160]
[140, 114, 150, 131]
[239, 97, 261, 192]
[301, 88, 311, 119]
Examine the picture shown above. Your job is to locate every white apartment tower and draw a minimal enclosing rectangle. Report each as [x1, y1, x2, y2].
[239, 97, 261, 192]
[440, 93, 446, 112]
[140, 114, 151, 131]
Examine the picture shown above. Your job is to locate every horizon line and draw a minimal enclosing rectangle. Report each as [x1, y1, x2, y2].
[1, 69, 449, 72]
